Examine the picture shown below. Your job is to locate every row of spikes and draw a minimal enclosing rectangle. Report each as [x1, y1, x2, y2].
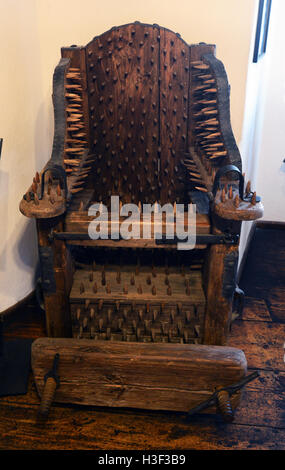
[24, 171, 63, 205]
[69, 153, 96, 195]
[79, 279, 191, 297]
[23, 66, 89, 204]
[76, 324, 201, 343]
[183, 155, 214, 193]
[87, 259, 189, 276]
[75, 297, 197, 317]
[90, 29, 183, 51]
[79, 266, 191, 296]
[75, 302, 198, 324]
[64, 67, 89, 187]
[74, 307, 200, 342]
[219, 180, 257, 207]
[189, 60, 227, 192]
[75, 318, 200, 342]
[96, 263, 187, 278]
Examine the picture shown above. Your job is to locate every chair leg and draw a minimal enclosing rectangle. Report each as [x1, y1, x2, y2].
[203, 243, 239, 345]
[37, 219, 73, 338]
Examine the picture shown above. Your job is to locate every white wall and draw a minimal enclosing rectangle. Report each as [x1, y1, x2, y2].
[254, 0, 285, 221]
[0, 0, 257, 311]
[238, 0, 285, 269]
[238, 0, 264, 264]
[0, 0, 42, 311]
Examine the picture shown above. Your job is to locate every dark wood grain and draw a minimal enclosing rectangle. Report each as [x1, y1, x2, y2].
[159, 28, 190, 204]
[0, 399, 283, 450]
[86, 24, 161, 205]
[31, 338, 246, 412]
[36, 219, 73, 338]
[1, 291, 285, 449]
[203, 242, 239, 345]
[229, 320, 285, 371]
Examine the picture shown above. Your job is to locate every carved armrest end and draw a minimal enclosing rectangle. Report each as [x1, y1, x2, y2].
[19, 169, 66, 219]
[213, 181, 264, 221]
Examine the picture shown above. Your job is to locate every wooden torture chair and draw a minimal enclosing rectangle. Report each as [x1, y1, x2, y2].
[20, 22, 263, 420]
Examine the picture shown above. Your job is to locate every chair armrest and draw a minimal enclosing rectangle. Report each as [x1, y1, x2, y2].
[186, 53, 263, 222]
[20, 55, 92, 219]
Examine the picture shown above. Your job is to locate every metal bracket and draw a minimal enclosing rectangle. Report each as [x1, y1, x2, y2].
[156, 232, 239, 246]
[49, 230, 239, 246]
[44, 353, 60, 388]
[233, 286, 245, 317]
[223, 250, 239, 300]
[213, 164, 261, 203]
[38, 246, 56, 294]
[187, 371, 260, 421]
[40, 164, 67, 200]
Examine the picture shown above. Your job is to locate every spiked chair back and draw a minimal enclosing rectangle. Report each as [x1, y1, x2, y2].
[62, 22, 241, 207]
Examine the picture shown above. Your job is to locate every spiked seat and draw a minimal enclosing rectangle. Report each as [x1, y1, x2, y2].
[20, 22, 263, 346]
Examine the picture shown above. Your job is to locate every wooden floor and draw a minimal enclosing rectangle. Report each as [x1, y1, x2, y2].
[0, 223, 284, 450]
